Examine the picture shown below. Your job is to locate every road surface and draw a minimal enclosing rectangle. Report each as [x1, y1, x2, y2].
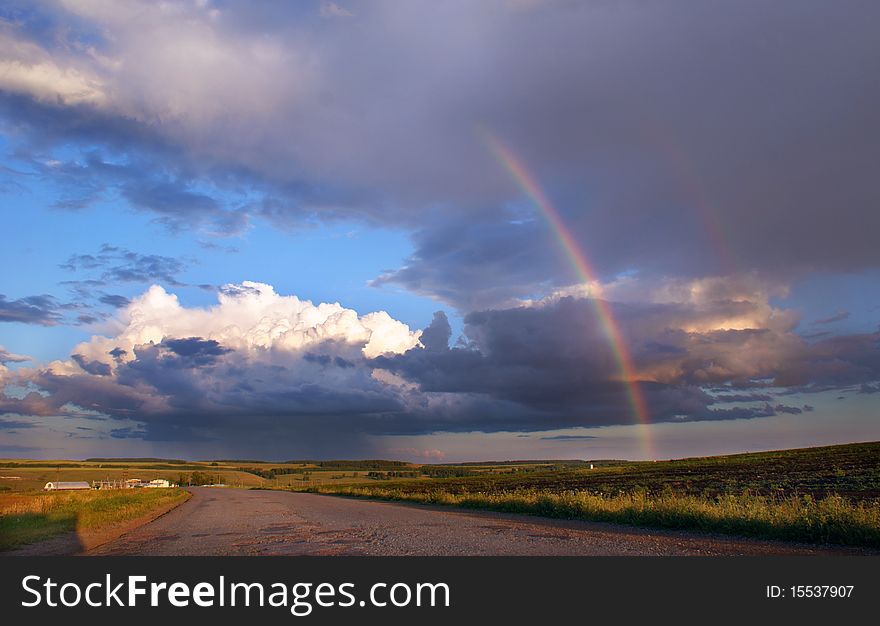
[86, 487, 863, 556]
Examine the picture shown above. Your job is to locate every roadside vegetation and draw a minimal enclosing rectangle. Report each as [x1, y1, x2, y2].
[0, 488, 189, 551]
[298, 442, 880, 548]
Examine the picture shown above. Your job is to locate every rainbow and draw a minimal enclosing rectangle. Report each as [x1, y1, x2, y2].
[480, 130, 655, 459]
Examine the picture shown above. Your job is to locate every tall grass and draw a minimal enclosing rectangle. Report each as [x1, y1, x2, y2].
[305, 485, 880, 548]
[0, 489, 189, 550]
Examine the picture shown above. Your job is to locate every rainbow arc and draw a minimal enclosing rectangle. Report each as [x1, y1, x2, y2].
[480, 129, 655, 459]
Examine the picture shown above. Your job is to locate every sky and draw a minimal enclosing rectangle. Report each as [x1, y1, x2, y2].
[0, 0, 878, 462]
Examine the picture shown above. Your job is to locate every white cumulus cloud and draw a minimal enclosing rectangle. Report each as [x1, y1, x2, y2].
[69, 281, 422, 372]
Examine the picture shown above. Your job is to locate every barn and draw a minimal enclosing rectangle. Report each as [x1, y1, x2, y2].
[43, 481, 91, 491]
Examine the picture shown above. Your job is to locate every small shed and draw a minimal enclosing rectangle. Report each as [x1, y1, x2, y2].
[44, 481, 91, 491]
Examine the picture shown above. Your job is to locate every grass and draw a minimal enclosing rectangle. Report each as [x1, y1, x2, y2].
[305, 486, 880, 548]
[0, 488, 189, 551]
[296, 442, 880, 548]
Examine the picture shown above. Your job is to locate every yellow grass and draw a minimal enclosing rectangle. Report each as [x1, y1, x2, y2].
[0, 488, 189, 550]
[307, 485, 880, 548]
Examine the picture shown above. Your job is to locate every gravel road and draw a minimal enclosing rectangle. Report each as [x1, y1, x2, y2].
[85, 487, 863, 556]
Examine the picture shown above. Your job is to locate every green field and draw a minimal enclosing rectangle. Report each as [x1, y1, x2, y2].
[0, 488, 189, 551]
[295, 442, 880, 548]
[0, 458, 430, 493]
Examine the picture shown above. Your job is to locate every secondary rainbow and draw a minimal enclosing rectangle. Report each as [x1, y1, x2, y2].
[480, 129, 655, 459]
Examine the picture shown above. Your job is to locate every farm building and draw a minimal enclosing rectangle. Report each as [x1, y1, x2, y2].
[44, 481, 91, 491]
[92, 478, 175, 489]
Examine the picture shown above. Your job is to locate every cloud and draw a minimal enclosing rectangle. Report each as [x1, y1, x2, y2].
[0, 293, 60, 325]
[26, 152, 250, 235]
[0, 418, 34, 429]
[1, 1, 880, 454]
[375, 285, 880, 428]
[814, 310, 850, 325]
[64, 281, 422, 366]
[540, 435, 598, 441]
[0, 280, 877, 451]
[773, 404, 804, 415]
[0, 443, 41, 453]
[57, 245, 195, 319]
[319, 2, 353, 19]
[61, 244, 190, 287]
[162, 337, 231, 360]
[419, 311, 452, 352]
[0, 282, 424, 446]
[0, 0, 876, 296]
[0, 346, 31, 364]
[0, 24, 107, 107]
[371, 218, 563, 310]
[99, 294, 131, 309]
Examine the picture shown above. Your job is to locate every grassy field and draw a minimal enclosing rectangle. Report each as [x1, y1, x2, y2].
[0, 455, 577, 494]
[0, 458, 435, 492]
[4, 442, 879, 549]
[297, 442, 880, 548]
[0, 488, 189, 551]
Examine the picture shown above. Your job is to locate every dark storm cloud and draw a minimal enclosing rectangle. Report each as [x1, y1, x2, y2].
[0, 0, 877, 306]
[372, 219, 563, 310]
[71, 353, 112, 376]
[161, 337, 231, 361]
[376, 297, 880, 428]
[120, 179, 247, 235]
[0, 293, 60, 325]
[712, 393, 775, 404]
[1, 294, 877, 446]
[303, 353, 356, 369]
[419, 311, 452, 352]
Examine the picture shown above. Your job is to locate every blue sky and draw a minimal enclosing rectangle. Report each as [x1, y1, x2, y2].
[0, 0, 878, 461]
[0, 140, 457, 363]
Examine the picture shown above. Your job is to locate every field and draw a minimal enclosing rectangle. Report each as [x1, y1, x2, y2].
[307, 441, 880, 500]
[4, 442, 880, 551]
[295, 442, 880, 548]
[0, 488, 189, 551]
[0, 458, 434, 493]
